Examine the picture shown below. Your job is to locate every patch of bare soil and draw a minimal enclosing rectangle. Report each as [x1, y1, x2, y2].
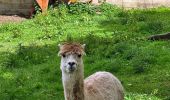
[0, 15, 26, 24]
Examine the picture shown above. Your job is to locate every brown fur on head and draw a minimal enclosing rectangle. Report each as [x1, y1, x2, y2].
[58, 43, 86, 56]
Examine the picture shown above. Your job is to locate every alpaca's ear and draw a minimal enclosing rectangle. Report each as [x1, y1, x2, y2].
[58, 44, 62, 48]
[58, 44, 62, 56]
[81, 44, 86, 55]
[58, 52, 61, 56]
[81, 44, 86, 49]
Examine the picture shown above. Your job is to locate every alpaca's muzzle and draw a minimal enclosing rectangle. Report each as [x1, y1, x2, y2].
[68, 62, 76, 72]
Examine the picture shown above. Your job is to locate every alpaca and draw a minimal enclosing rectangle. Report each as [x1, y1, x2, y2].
[58, 43, 124, 100]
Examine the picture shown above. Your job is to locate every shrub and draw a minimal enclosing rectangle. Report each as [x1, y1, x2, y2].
[68, 3, 96, 14]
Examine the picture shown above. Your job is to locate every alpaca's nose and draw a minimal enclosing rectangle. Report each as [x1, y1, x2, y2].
[68, 62, 76, 72]
[68, 62, 75, 67]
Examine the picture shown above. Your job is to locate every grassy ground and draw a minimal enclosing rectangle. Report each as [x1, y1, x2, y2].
[0, 3, 170, 100]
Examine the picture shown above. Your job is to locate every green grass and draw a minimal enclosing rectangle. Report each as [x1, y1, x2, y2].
[0, 3, 170, 100]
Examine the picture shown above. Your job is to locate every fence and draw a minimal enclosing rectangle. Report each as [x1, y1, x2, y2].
[105, 0, 170, 8]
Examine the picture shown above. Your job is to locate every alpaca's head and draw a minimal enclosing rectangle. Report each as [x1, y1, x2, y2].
[58, 43, 85, 73]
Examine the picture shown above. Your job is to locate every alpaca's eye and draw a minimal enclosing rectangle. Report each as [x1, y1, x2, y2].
[62, 54, 66, 58]
[78, 54, 81, 58]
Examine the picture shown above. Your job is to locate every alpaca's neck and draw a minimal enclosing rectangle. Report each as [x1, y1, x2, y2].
[62, 65, 84, 100]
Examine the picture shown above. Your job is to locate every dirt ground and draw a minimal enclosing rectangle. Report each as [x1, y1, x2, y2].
[0, 15, 26, 24]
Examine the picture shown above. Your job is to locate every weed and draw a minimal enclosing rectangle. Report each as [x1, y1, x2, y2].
[147, 21, 163, 33]
[69, 3, 96, 14]
[131, 48, 158, 74]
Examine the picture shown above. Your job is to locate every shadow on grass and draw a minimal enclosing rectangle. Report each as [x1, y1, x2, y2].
[98, 9, 167, 34]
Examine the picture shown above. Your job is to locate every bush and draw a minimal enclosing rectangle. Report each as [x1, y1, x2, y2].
[68, 3, 96, 14]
